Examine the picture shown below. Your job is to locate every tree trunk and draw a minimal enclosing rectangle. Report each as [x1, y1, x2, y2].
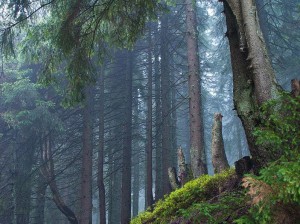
[239, 0, 279, 104]
[291, 79, 300, 98]
[168, 167, 180, 190]
[178, 147, 190, 186]
[133, 90, 140, 216]
[40, 133, 78, 224]
[34, 170, 47, 224]
[154, 20, 163, 201]
[145, 24, 154, 208]
[132, 150, 140, 217]
[223, 0, 281, 170]
[97, 67, 106, 224]
[14, 137, 35, 224]
[121, 50, 133, 224]
[185, 0, 207, 177]
[79, 92, 93, 224]
[211, 113, 229, 174]
[160, 15, 172, 195]
[171, 69, 178, 167]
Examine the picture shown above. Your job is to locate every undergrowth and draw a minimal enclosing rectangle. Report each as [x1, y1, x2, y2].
[235, 93, 300, 223]
[131, 169, 237, 224]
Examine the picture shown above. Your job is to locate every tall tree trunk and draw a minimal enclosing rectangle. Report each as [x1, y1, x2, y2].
[171, 68, 178, 168]
[154, 21, 163, 201]
[223, 0, 281, 170]
[145, 24, 154, 208]
[211, 113, 229, 174]
[40, 133, 78, 224]
[97, 68, 106, 224]
[33, 170, 47, 224]
[121, 50, 133, 224]
[185, 0, 207, 177]
[132, 91, 140, 217]
[14, 137, 35, 224]
[239, 0, 279, 104]
[132, 149, 140, 217]
[79, 92, 93, 224]
[160, 14, 172, 195]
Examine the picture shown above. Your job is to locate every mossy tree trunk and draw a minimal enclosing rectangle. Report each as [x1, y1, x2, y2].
[178, 147, 189, 186]
[223, 0, 281, 170]
[168, 167, 180, 190]
[211, 113, 229, 174]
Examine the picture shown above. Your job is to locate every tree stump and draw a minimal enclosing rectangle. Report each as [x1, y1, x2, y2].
[211, 113, 229, 174]
[291, 79, 300, 98]
[168, 167, 180, 190]
[234, 156, 253, 178]
[178, 147, 188, 186]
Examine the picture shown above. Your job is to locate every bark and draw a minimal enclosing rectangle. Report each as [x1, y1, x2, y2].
[171, 72, 178, 167]
[34, 170, 47, 224]
[240, 0, 279, 104]
[255, 0, 270, 51]
[234, 156, 253, 178]
[132, 150, 140, 217]
[40, 133, 78, 224]
[154, 20, 163, 201]
[79, 93, 93, 224]
[110, 160, 121, 224]
[108, 54, 124, 224]
[223, 0, 281, 170]
[236, 121, 243, 160]
[145, 24, 154, 208]
[178, 147, 188, 186]
[121, 50, 133, 224]
[133, 93, 140, 216]
[168, 167, 180, 190]
[291, 79, 300, 98]
[97, 68, 106, 224]
[160, 15, 172, 195]
[211, 113, 229, 174]
[14, 137, 35, 224]
[185, 0, 207, 177]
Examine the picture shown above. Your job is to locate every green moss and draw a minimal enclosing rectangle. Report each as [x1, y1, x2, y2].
[131, 169, 236, 224]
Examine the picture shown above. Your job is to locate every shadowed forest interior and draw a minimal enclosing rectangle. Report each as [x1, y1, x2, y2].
[0, 0, 299, 224]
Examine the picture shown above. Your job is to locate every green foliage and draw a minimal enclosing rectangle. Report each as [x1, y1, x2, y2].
[131, 169, 235, 224]
[1, 0, 169, 105]
[235, 93, 300, 223]
[0, 66, 63, 134]
[254, 93, 300, 159]
[176, 192, 247, 223]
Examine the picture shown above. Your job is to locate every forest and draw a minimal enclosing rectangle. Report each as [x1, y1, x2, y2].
[0, 0, 299, 224]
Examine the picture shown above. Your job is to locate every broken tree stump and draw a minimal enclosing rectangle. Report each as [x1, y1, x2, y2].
[168, 167, 180, 190]
[291, 79, 300, 98]
[178, 147, 188, 186]
[211, 113, 229, 174]
[234, 156, 253, 178]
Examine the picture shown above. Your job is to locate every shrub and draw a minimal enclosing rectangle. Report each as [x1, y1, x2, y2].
[235, 93, 300, 223]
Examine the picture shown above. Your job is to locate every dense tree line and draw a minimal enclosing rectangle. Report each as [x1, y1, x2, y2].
[0, 0, 299, 224]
